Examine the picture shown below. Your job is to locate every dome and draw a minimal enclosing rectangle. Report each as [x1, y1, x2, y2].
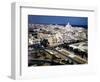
[65, 22, 72, 28]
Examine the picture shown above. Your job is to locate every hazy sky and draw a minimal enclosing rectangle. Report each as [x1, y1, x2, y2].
[28, 15, 88, 27]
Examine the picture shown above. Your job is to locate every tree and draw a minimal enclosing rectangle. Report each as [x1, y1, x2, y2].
[40, 39, 49, 47]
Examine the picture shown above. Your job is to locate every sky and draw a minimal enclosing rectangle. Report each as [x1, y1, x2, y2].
[28, 15, 88, 28]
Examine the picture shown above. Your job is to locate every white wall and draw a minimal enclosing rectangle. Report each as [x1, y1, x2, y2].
[0, 0, 100, 81]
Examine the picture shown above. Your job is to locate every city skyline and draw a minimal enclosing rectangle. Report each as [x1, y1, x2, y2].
[28, 15, 88, 66]
[28, 15, 88, 28]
